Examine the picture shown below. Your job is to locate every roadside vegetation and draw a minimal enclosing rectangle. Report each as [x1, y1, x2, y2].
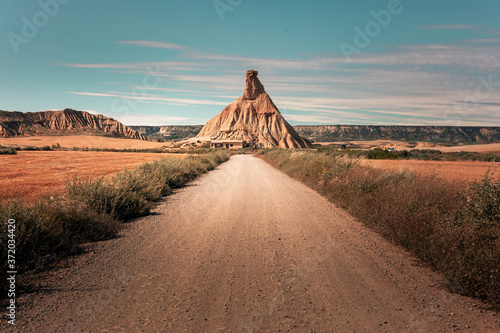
[2, 145, 235, 154]
[6, 143, 499, 161]
[0, 150, 230, 296]
[316, 146, 500, 162]
[260, 149, 500, 308]
[3, 145, 168, 153]
[0, 146, 16, 155]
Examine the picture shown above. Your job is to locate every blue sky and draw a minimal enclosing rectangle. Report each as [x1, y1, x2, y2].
[1, 0, 499, 126]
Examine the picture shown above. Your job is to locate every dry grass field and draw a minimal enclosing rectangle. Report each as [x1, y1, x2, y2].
[0, 151, 185, 202]
[362, 159, 500, 182]
[317, 140, 500, 153]
[0, 135, 166, 149]
[437, 142, 500, 153]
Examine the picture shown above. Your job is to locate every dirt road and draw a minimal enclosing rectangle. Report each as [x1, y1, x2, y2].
[13, 155, 499, 332]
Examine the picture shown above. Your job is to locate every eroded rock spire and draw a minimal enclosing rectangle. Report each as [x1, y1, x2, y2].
[243, 69, 265, 100]
[196, 70, 313, 149]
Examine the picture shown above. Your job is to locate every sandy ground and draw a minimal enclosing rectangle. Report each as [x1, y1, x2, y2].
[363, 159, 500, 182]
[0, 135, 166, 149]
[437, 143, 500, 153]
[12, 155, 499, 332]
[0, 151, 185, 201]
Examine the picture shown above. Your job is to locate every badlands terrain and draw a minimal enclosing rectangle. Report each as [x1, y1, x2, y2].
[2, 72, 499, 331]
[0, 109, 144, 140]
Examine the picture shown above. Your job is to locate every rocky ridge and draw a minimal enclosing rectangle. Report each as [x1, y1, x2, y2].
[294, 125, 500, 144]
[130, 125, 204, 141]
[0, 109, 145, 140]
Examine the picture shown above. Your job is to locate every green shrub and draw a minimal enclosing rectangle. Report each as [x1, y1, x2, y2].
[0, 147, 16, 155]
[441, 174, 500, 305]
[0, 197, 120, 290]
[66, 175, 152, 221]
[314, 146, 500, 162]
[65, 151, 230, 222]
[22, 146, 40, 151]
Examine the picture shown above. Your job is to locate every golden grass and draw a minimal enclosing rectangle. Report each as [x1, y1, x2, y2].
[0, 151, 186, 202]
[0, 135, 166, 149]
[317, 141, 500, 153]
[438, 143, 500, 153]
[362, 159, 500, 182]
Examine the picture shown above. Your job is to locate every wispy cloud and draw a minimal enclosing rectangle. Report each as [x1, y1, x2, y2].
[63, 39, 500, 74]
[115, 114, 193, 126]
[420, 24, 478, 30]
[467, 38, 500, 44]
[190, 52, 340, 71]
[60, 61, 201, 71]
[67, 91, 230, 107]
[116, 40, 188, 50]
[282, 114, 340, 123]
[59, 37, 500, 126]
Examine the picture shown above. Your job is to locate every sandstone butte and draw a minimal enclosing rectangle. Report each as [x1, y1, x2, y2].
[197, 70, 313, 149]
[0, 108, 145, 140]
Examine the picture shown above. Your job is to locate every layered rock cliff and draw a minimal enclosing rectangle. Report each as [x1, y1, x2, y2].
[130, 125, 204, 140]
[294, 125, 500, 144]
[197, 70, 313, 149]
[0, 109, 145, 140]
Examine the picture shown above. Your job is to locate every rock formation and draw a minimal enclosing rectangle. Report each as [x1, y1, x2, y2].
[0, 109, 145, 140]
[294, 125, 500, 144]
[130, 125, 204, 141]
[197, 70, 313, 148]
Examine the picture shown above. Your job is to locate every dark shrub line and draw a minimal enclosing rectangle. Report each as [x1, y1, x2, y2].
[316, 146, 500, 162]
[0, 147, 16, 155]
[4, 146, 238, 154]
[260, 149, 500, 308]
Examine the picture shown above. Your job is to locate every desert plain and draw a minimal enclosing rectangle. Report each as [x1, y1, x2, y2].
[3, 135, 500, 202]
